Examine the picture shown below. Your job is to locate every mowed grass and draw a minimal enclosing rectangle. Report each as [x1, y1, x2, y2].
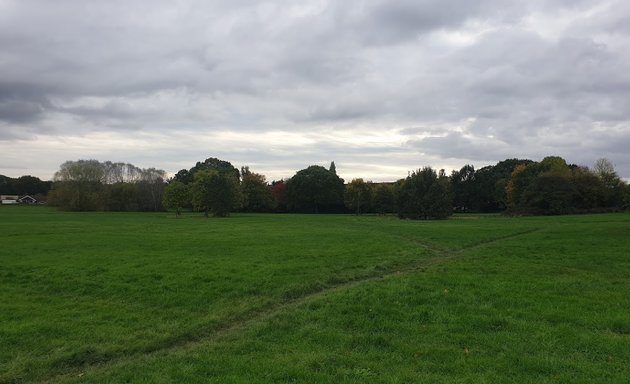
[1, 207, 629, 383]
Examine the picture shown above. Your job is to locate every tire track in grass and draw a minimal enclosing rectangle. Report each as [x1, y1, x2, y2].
[42, 228, 540, 384]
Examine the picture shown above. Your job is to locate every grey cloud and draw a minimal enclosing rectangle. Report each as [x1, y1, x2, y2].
[407, 132, 511, 161]
[0, 83, 54, 124]
[0, 98, 48, 124]
[1, 0, 630, 180]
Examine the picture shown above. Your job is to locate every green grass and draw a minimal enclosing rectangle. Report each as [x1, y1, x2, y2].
[1, 207, 629, 383]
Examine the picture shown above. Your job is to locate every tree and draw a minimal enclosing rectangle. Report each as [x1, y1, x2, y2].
[520, 172, 576, 215]
[506, 161, 545, 210]
[173, 169, 193, 184]
[450, 164, 476, 212]
[472, 159, 534, 212]
[0, 175, 17, 194]
[593, 158, 624, 208]
[49, 160, 107, 211]
[623, 184, 630, 211]
[137, 168, 166, 212]
[594, 158, 616, 176]
[397, 167, 453, 220]
[191, 170, 240, 217]
[285, 165, 344, 213]
[372, 183, 395, 214]
[105, 182, 140, 211]
[102, 162, 142, 184]
[48, 159, 166, 212]
[173, 157, 240, 185]
[344, 178, 372, 215]
[571, 167, 605, 211]
[329, 161, 337, 175]
[163, 181, 190, 217]
[504, 156, 619, 215]
[270, 180, 288, 212]
[0, 175, 51, 196]
[241, 168, 273, 212]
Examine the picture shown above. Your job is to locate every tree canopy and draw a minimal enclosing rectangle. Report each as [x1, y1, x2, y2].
[27, 155, 630, 217]
[285, 165, 344, 213]
[174, 157, 240, 184]
[241, 167, 273, 212]
[191, 170, 240, 217]
[48, 160, 166, 212]
[344, 178, 372, 215]
[397, 167, 453, 220]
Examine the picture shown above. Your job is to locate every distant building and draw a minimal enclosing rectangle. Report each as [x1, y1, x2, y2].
[1, 195, 18, 205]
[1, 195, 43, 205]
[17, 195, 38, 204]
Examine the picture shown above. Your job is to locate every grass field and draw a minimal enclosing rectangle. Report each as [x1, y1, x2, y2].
[1, 207, 629, 383]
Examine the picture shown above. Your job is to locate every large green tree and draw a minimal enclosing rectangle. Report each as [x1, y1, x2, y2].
[240, 167, 273, 212]
[270, 180, 288, 212]
[163, 181, 190, 217]
[49, 160, 107, 211]
[470, 159, 533, 212]
[49, 160, 166, 211]
[191, 170, 240, 217]
[593, 158, 625, 208]
[520, 172, 577, 215]
[0, 175, 52, 196]
[285, 165, 344, 213]
[174, 157, 240, 184]
[504, 156, 627, 215]
[372, 183, 395, 214]
[397, 167, 453, 220]
[344, 178, 372, 215]
[450, 164, 476, 212]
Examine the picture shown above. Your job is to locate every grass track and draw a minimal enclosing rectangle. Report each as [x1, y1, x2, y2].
[1, 207, 629, 383]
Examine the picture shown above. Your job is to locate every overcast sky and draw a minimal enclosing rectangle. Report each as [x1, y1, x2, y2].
[1, 0, 629, 182]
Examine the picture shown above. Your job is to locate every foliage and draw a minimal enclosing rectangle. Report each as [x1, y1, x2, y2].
[241, 167, 273, 212]
[174, 157, 240, 184]
[344, 178, 372, 215]
[15, 155, 630, 217]
[105, 182, 141, 211]
[285, 165, 345, 213]
[506, 157, 627, 215]
[1, 174, 52, 199]
[191, 170, 240, 217]
[270, 180, 288, 212]
[48, 160, 166, 211]
[54, 159, 107, 183]
[48, 180, 105, 211]
[571, 167, 605, 210]
[520, 172, 577, 215]
[623, 184, 630, 210]
[329, 161, 337, 175]
[450, 164, 476, 212]
[371, 183, 395, 214]
[163, 181, 190, 216]
[593, 158, 625, 207]
[397, 167, 453, 219]
[449, 159, 533, 212]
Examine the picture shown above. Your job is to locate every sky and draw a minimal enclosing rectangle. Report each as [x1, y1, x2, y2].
[1, 0, 630, 182]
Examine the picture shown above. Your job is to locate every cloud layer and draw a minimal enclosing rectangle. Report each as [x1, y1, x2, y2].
[1, 0, 629, 181]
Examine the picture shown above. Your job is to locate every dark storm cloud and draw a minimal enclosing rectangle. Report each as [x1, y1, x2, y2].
[0, 83, 54, 124]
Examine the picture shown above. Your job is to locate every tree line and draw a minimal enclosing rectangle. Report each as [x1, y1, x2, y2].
[0, 175, 51, 199]
[46, 160, 167, 211]
[5, 156, 629, 218]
